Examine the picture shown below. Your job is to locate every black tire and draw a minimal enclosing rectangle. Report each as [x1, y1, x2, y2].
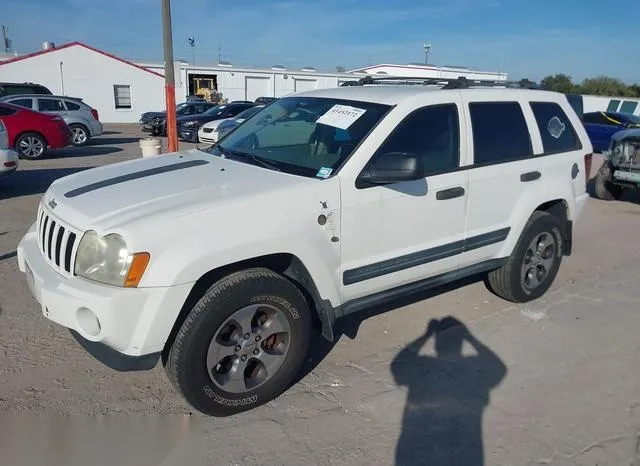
[69, 124, 90, 146]
[594, 164, 623, 201]
[15, 132, 47, 160]
[485, 211, 564, 303]
[165, 268, 312, 416]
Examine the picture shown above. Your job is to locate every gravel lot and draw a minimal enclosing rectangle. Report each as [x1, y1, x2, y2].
[1, 125, 640, 465]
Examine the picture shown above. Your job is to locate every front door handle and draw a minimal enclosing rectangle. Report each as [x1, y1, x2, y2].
[521, 171, 541, 182]
[436, 186, 465, 200]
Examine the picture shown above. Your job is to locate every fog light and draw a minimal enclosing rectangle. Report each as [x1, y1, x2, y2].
[76, 307, 101, 337]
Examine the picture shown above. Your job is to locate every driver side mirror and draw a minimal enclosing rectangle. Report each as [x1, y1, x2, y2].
[358, 152, 425, 186]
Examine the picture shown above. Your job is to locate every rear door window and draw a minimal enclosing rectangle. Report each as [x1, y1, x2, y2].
[530, 102, 582, 154]
[38, 98, 65, 112]
[469, 101, 532, 164]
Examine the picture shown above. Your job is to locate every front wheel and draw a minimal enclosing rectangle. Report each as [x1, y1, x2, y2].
[485, 211, 564, 303]
[165, 268, 312, 416]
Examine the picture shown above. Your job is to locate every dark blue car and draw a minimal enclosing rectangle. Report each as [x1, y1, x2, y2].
[583, 111, 640, 153]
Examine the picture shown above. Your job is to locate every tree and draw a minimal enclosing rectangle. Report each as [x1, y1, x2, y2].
[579, 76, 632, 97]
[336, 65, 346, 73]
[540, 74, 576, 93]
[627, 84, 640, 98]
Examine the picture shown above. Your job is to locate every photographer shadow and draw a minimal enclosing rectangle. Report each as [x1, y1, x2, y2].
[391, 316, 507, 466]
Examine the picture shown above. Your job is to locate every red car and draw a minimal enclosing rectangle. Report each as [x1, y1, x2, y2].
[0, 101, 73, 159]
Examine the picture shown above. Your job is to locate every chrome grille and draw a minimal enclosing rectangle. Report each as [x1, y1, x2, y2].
[37, 204, 80, 277]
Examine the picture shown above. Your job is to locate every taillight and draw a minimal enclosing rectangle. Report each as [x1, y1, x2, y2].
[4, 161, 16, 168]
[584, 153, 593, 187]
[91, 109, 99, 121]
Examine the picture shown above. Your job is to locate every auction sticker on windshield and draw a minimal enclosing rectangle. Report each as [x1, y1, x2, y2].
[316, 104, 366, 130]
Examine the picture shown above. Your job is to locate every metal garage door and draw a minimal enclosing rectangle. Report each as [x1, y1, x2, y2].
[294, 79, 317, 92]
[245, 76, 271, 101]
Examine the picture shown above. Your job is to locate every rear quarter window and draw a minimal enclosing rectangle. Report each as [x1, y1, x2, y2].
[530, 102, 582, 154]
[64, 101, 81, 111]
[469, 101, 532, 164]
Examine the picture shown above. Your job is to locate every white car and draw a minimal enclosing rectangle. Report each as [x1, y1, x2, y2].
[198, 105, 264, 144]
[17, 77, 593, 417]
[0, 120, 18, 176]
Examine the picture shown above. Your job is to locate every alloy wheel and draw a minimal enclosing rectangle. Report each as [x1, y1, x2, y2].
[206, 304, 291, 394]
[520, 232, 556, 291]
[72, 127, 88, 145]
[19, 137, 44, 158]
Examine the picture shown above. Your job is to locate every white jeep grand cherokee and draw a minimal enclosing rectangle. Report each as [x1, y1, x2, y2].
[17, 78, 593, 416]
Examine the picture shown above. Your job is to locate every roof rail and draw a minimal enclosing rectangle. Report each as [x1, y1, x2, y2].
[340, 75, 539, 90]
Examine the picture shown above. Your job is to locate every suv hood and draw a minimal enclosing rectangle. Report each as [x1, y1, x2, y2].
[44, 149, 315, 232]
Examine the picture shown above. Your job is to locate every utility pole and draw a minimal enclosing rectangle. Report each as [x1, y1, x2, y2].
[162, 0, 178, 152]
[2, 26, 11, 53]
[424, 43, 431, 65]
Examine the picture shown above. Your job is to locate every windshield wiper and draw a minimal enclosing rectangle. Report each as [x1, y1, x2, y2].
[225, 149, 282, 172]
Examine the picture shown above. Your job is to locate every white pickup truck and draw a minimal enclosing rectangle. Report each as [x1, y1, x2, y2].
[17, 77, 593, 416]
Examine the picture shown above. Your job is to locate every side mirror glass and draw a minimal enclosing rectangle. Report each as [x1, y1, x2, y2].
[359, 152, 425, 185]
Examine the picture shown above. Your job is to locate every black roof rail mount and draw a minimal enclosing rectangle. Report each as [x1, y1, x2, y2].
[340, 75, 539, 90]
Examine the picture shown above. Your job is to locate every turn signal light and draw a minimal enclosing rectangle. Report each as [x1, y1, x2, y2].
[124, 252, 151, 288]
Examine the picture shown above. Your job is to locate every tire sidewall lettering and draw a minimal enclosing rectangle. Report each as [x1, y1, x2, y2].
[202, 385, 258, 407]
[250, 294, 300, 320]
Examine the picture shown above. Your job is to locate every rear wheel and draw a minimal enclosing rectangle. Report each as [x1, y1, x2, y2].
[69, 124, 90, 146]
[485, 211, 563, 303]
[165, 268, 312, 416]
[594, 164, 624, 201]
[16, 132, 46, 160]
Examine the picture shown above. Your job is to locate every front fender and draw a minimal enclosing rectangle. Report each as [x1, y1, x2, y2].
[134, 180, 343, 308]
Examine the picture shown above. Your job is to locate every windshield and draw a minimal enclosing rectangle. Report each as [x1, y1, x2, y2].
[205, 96, 391, 178]
[176, 102, 190, 113]
[203, 105, 226, 116]
[236, 106, 263, 120]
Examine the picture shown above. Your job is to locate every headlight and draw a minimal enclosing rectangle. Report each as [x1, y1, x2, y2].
[74, 231, 149, 287]
[182, 121, 199, 128]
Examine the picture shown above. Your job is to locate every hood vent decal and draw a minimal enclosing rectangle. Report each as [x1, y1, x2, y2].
[64, 159, 210, 198]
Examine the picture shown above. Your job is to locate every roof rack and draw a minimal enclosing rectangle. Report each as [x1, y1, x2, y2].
[340, 75, 539, 90]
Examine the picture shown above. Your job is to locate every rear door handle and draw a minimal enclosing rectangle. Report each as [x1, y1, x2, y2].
[436, 186, 465, 200]
[520, 171, 541, 182]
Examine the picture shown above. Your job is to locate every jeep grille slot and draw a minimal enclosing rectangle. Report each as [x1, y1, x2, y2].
[37, 206, 80, 277]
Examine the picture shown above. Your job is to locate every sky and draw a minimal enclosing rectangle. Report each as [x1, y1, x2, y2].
[2, 0, 639, 83]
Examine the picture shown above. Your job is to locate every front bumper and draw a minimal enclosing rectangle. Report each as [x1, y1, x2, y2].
[178, 128, 198, 142]
[16, 225, 193, 371]
[197, 130, 218, 144]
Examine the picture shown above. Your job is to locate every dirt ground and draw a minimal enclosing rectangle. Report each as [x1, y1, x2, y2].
[1, 125, 640, 465]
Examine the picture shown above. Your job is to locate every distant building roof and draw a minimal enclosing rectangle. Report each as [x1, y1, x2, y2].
[0, 42, 163, 77]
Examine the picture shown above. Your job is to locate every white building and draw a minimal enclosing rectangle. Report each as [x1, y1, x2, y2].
[0, 42, 166, 123]
[0, 42, 508, 123]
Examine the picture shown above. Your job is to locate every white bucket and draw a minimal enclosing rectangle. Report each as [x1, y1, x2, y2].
[139, 138, 162, 157]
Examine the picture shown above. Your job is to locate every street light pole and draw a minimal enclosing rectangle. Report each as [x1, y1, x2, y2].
[162, 0, 178, 152]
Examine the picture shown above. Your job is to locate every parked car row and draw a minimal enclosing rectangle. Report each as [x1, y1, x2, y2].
[139, 96, 277, 144]
[0, 82, 104, 163]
